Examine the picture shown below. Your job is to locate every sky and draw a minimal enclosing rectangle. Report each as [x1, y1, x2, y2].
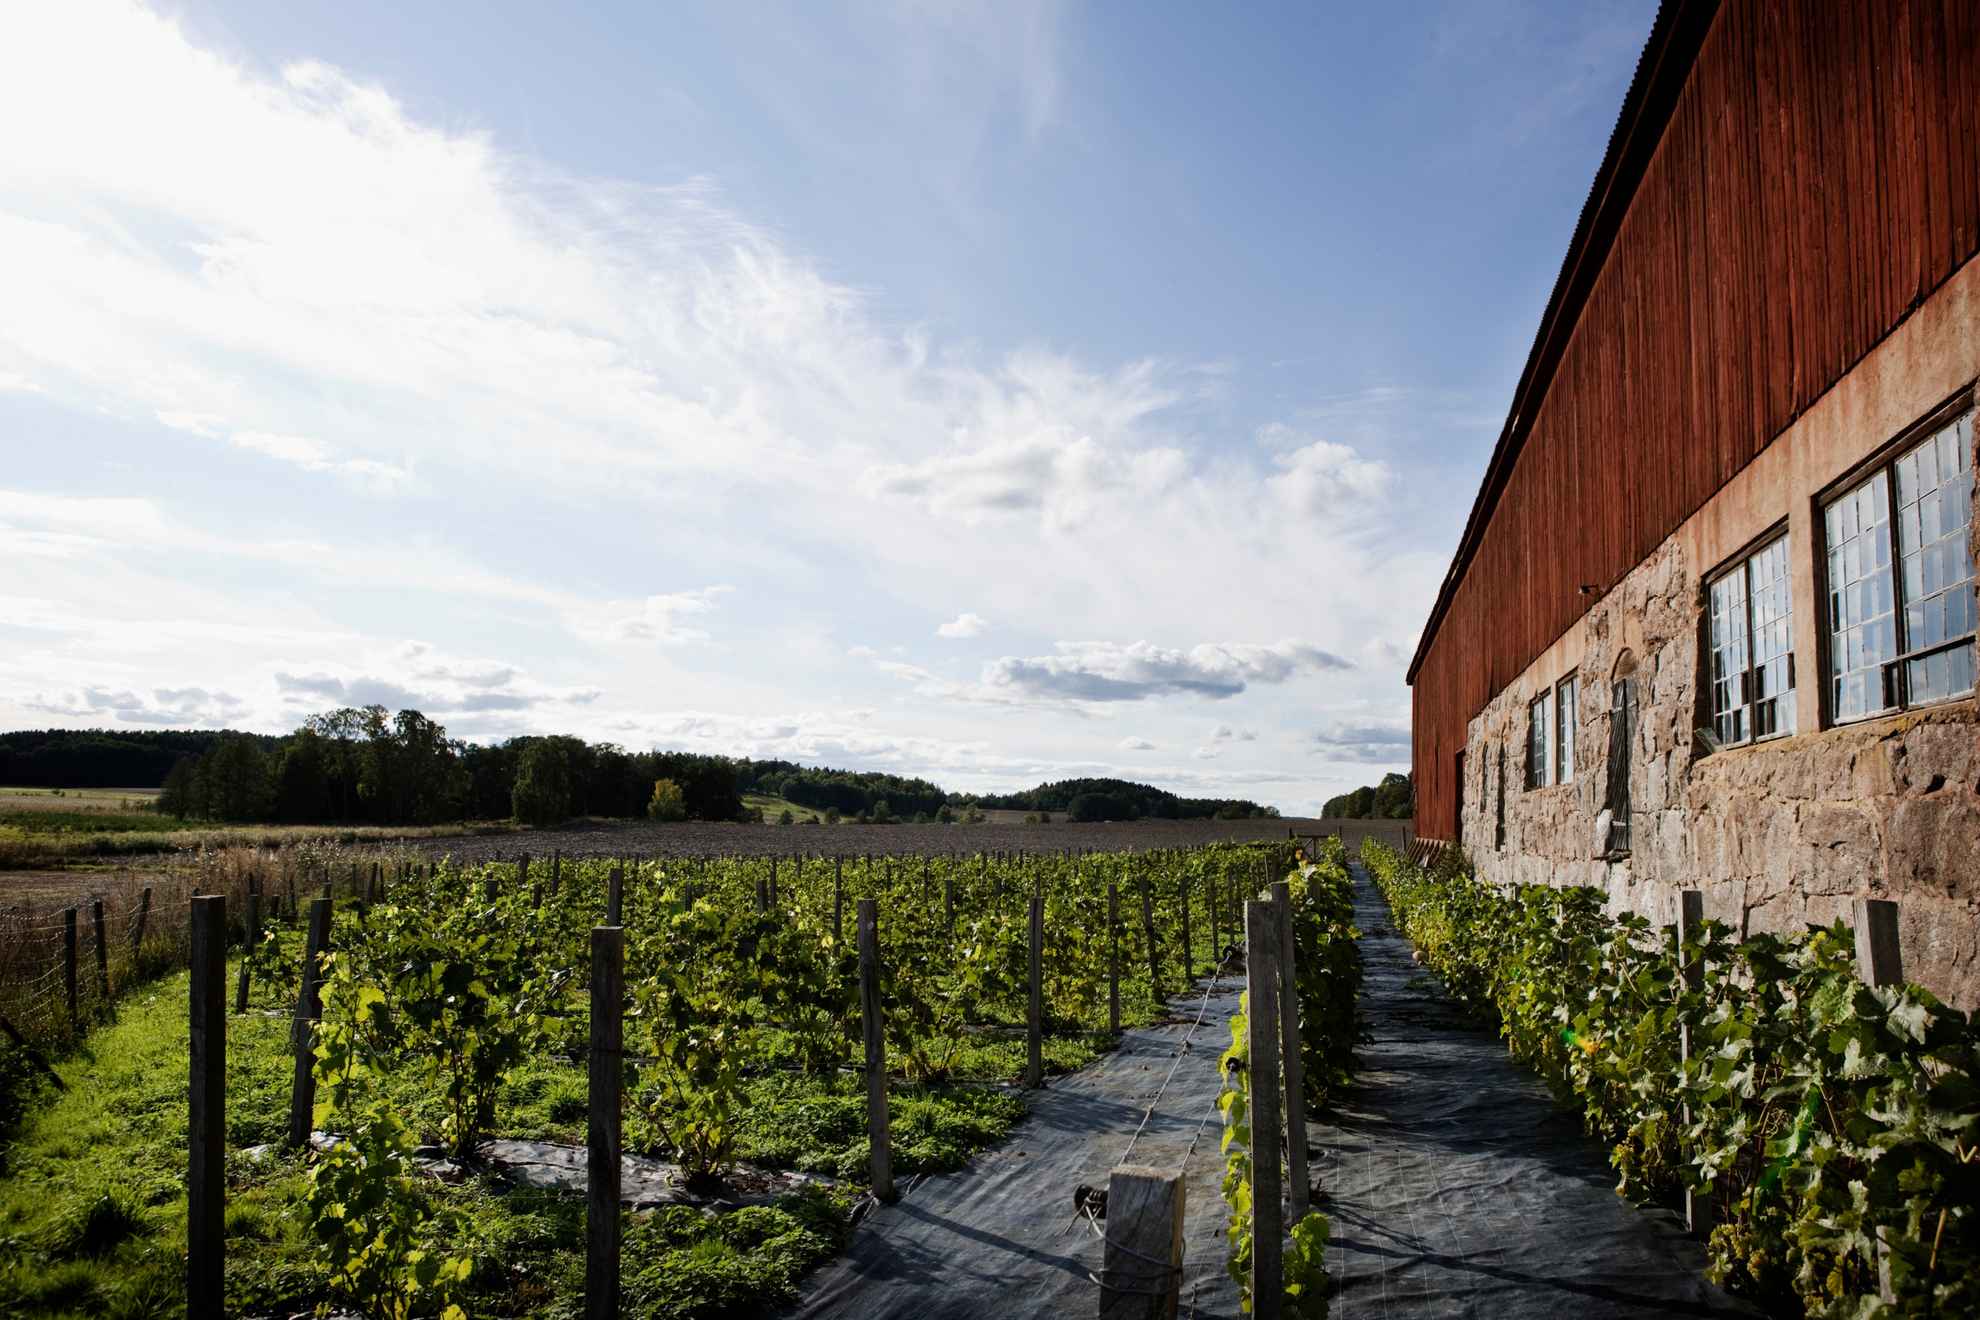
[0, 0, 1656, 814]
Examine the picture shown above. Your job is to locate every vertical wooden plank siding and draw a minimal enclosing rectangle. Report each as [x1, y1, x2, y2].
[1412, 0, 1980, 839]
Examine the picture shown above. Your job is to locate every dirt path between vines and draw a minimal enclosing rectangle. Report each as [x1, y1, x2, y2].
[1310, 863, 1755, 1319]
[789, 968, 1251, 1319]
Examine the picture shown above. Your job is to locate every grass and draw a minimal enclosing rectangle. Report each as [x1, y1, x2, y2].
[742, 793, 830, 825]
[0, 926, 1110, 1317]
[0, 818, 523, 871]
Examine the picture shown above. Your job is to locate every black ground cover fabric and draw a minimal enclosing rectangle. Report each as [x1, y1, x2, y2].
[789, 969, 1251, 1319]
[790, 865, 1759, 1319]
[1311, 864, 1757, 1319]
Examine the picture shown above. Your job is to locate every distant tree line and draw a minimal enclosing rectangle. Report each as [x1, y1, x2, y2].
[974, 777, 1276, 821]
[0, 730, 240, 788]
[8, 720, 1288, 829]
[148, 707, 747, 827]
[734, 759, 947, 819]
[1321, 772, 1413, 820]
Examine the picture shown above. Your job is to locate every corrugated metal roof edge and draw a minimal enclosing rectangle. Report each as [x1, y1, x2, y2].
[1404, 0, 1721, 685]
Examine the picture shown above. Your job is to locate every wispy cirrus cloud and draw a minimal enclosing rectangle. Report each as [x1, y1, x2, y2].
[1311, 719, 1412, 763]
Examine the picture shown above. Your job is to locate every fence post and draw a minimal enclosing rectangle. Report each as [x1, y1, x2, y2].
[286, 897, 332, 1151]
[1108, 882, 1122, 1034]
[833, 858, 844, 941]
[63, 908, 78, 1026]
[588, 925, 623, 1319]
[755, 875, 769, 913]
[188, 895, 225, 1318]
[1208, 872, 1220, 964]
[945, 869, 956, 940]
[1139, 876, 1162, 1006]
[1271, 881, 1309, 1221]
[1027, 893, 1045, 1087]
[91, 898, 109, 1004]
[234, 882, 261, 1013]
[857, 899, 896, 1201]
[130, 885, 153, 961]
[1099, 1164, 1185, 1319]
[1244, 899, 1284, 1320]
[1677, 890, 1709, 1236]
[551, 850, 562, 897]
[1853, 897, 1902, 1303]
[608, 865, 624, 926]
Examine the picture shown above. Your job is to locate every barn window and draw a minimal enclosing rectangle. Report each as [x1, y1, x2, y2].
[1706, 534, 1796, 747]
[1824, 407, 1975, 720]
[1554, 675, 1577, 783]
[1604, 673, 1636, 855]
[1526, 694, 1551, 789]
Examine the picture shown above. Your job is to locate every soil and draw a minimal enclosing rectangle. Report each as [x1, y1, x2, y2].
[411, 816, 1412, 863]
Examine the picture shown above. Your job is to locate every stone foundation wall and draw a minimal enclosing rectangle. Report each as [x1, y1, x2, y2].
[1457, 531, 1980, 1009]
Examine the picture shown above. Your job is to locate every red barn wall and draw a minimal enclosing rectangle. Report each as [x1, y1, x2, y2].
[1412, 0, 1980, 839]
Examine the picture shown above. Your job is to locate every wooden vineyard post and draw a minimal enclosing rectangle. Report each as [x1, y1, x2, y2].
[755, 875, 769, 914]
[1207, 872, 1220, 965]
[188, 895, 225, 1318]
[90, 898, 109, 1004]
[1139, 874, 1162, 1006]
[944, 868, 956, 940]
[1271, 881, 1309, 1220]
[856, 899, 896, 1201]
[63, 907, 78, 1026]
[833, 858, 844, 941]
[1245, 899, 1284, 1320]
[551, 850, 562, 897]
[1100, 1165, 1184, 1319]
[234, 882, 261, 1013]
[131, 885, 152, 960]
[1677, 890, 1709, 1236]
[1179, 874, 1193, 980]
[588, 925, 623, 1319]
[286, 898, 333, 1151]
[769, 856, 778, 909]
[1853, 897, 1902, 1303]
[284, 871, 296, 921]
[1026, 893, 1045, 1087]
[1107, 882, 1122, 1033]
[608, 865, 624, 926]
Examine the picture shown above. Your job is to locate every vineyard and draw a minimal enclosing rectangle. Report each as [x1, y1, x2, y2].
[0, 838, 1365, 1318]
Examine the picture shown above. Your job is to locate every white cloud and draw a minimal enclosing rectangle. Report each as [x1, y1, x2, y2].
[580, 587, 733, 645]
[935, 611, 988, 639]
[982, 639, 1351, 703]
[1119, 736, 1155, 751]
[1311, 719, 1413, 763]
[1209, 723, 1258, 743]
[230, 430, 412, 491]
[1259, 423, 1393, 514]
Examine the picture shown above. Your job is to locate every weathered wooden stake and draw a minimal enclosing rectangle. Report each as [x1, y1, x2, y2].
[1027, 893, 1045, 1087]
[608, 865, 624, 926]
[551, 850, 562, 897]
[1099, 1164, 1184, 1319]
[286, 898, 332, 1151]
[833, 857, 844, 941]
[1677, 890, 1710, 1236]
[1208, 871, 1220, 964]
[188, 895, 226, 1318]
[1179, 875, 1193, 980]
[1853, 897, 1902, 1302]
[944, 869, 956, 940]
[1107, 882, 1122, 1033]
[1139, 875, 1162, 1006]
[857, 899, 895, 1200]
[755, 875, 769, 913]
[234, 883, 261, 1013]
[90, 898, 109, 1003]
[1244, 899, 1284, 1320]
[62, 907, 78, 1025]
[1271, 881, 1309, 1220]
[588, 925, 623, 1319]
